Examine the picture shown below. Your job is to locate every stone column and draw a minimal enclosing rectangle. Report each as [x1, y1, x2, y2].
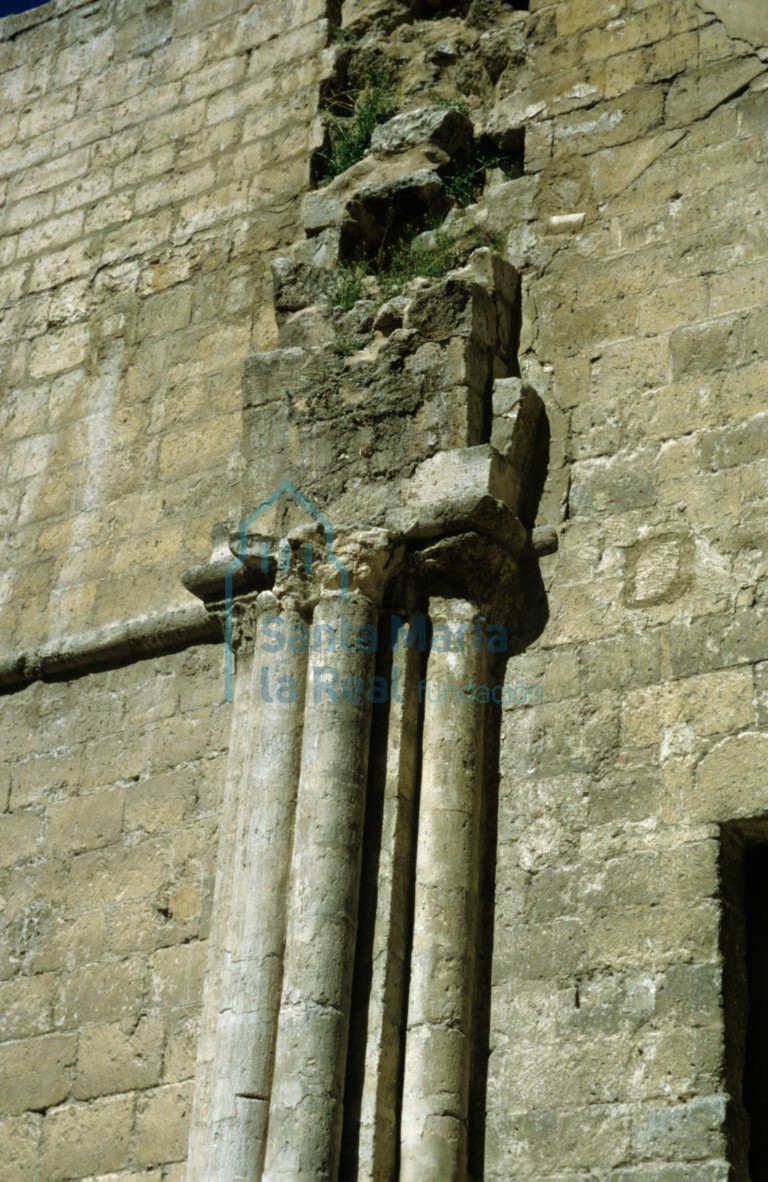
[262, 591, 380, 1181]
[400, 598, 488, 1182]
[187, 595, 308, 1182]
[343, 620, 424, 1179]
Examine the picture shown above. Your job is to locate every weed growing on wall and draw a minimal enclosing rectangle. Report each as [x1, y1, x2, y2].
[329, 222, 507, 310]
[425, 91, 471, 115]
[329, 232, 455, 307]
[332, 331, 368, 357]
[319, 61, 396, 182]
[377, 231, 457, 296]
[443, 149, 523, 206]
[330, 263, 369, 309]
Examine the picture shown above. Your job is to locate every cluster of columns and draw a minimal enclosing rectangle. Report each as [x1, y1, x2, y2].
[187, 537, 499, 1181]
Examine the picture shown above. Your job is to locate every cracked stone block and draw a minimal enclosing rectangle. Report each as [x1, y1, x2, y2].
[271, 258, 331, 315]
[373, 296, 411, 334]
[343, 169, 451, 256]
[370, 104, 474, 157]
[491, 377, 546, 477]
[405, 444, 520, 513]
[302, 146, 449, 237]
[406, 273, 497, 345]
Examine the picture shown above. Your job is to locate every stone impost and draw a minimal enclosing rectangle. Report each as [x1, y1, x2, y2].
[399, 597, 489, 1182]
[187, 596, 308, 1182]
[262, 591, 380, 1181]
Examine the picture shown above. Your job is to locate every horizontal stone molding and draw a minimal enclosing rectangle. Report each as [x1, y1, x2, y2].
[0, 605, 221, 691]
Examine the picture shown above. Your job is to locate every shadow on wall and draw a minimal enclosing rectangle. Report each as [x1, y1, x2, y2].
[469, 398, 551, 1177]
[511, 400, 552, 656]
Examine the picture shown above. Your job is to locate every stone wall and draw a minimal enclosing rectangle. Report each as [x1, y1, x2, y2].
[490, 0, 768, 1177]
[0, 644, 229, 1179]
[1, 0, 767, 1178]
[0, 0, 328, 653]
[0, 0, 327, 1178]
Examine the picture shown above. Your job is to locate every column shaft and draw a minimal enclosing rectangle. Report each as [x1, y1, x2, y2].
[187, 604, 308, 1181]
[349, 624, 420, 1177]
[400, 598, 488, 1182]
[263, 593, 378, 1181]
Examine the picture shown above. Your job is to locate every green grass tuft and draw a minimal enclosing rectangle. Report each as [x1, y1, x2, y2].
[330, 232, 457, 308]
[377, 231, 457, 298]
[318, 63, 396, 183]
[333, 332, 368, 357]
[442, 150, 521, 207]
[426, 91, 471, 116]
[329, 263, 369, 310]
[329, 224, 507, 311]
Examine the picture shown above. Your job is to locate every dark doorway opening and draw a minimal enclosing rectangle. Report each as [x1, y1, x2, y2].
[743, 846, 768, 1176]
[721, 826, 768, 1181]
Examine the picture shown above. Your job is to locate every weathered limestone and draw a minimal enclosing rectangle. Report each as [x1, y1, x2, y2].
[262, 592, 381, 1179]
[187, 525, 412, 1180]
[187, 600, 308, 1182]
[699, 0, 768, 47]
[185, 626, 261, 1182]
[0, 605, 219, 689]
[242, 243, 522, 534]
[184, 75, 532, 1160]
[4, 0, 768, 1179]
[400, 598, 489, 1181]
[0, 0, 331, 659]
[343, 626, 423, 1178]
[370, 106, 474, 158]
[301, 144, 452, 248]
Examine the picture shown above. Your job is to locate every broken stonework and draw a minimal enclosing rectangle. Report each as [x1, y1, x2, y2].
[2, 0, 768, 1179]
[185, 48, 545, 1174]
[302, 146, 450, 237]
[370, 105, 474, 157]
[241, 240, 524, 536]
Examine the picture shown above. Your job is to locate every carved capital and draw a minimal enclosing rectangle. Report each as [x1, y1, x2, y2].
[233, 523, 405, 612]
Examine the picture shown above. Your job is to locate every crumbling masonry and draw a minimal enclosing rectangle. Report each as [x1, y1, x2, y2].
[1, 0, 767, 1179]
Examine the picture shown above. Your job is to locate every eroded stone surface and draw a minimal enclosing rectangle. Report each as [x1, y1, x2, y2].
[370, 105, 474, 157]
[1, 0, 767, 1179]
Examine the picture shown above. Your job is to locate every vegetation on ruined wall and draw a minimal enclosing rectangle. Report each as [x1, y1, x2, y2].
[443, 147, 520, 206]
[329, 224, 503, 309]
[330, 231, 455, 308]
[318, 60, 397, 181]
[378, 229, 458, 293]
[5, 0, 767, 1175]
[330, 262, 370, 310]
[315, 30, 523, 314]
